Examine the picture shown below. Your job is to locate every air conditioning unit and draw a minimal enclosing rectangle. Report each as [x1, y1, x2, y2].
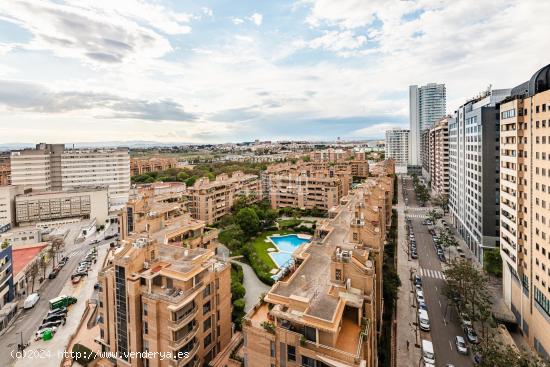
[143, 261, 149, 270]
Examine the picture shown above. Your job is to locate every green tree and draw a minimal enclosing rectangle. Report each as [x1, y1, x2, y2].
[432, 193, 449, 213]
[427, 209, 442, 223]
[484, 249, 503, 278]
[185, 176, 197, 187]
[235, 208, 260, 237]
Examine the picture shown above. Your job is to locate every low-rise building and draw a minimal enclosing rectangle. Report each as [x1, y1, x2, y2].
[185, 171, 261, 225]
[130, 157, 178, 176]
[15, 186, 109, 226]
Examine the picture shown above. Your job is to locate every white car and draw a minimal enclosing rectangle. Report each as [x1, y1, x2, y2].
[23, 293, 40, 309]
[455, 336, 468, 354]
[416, 290, 425, 304]
[35, 326, 57, 341]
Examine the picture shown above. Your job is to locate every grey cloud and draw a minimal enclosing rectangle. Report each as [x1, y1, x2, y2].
[2, 0, 170, 63]
[0, 80, 196, 121]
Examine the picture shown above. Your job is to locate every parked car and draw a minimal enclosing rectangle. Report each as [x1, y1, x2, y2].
[438, 253, 447, 262]
[47, 307, 67, 317]
[460, 312, 472, 327]
[71, 276, 82, 284]
[42, 313, 66, 324]
[23, 293, 40, 309]
[418, 301, 428, 311]
[416, 290, 425, 304]
[418, 309, 430, 331]
[455, 336, 468, 354]
[464, 326, 479, 344]
[415, 275, 423, 287]
[411, 250, 418, 259]
[48, 267, 61, 279]
[40, 320, 64, 329]
[35, 327, 57, 341]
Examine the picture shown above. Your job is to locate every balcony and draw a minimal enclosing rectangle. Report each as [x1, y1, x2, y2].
[169, 305, 198, 330]
[169, 322, 199, 350]
[170, 341, 199, 366]
[144, 281, 203, 306]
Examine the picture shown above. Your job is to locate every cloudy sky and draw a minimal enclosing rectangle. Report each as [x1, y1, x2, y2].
[0, 0, 548, 144]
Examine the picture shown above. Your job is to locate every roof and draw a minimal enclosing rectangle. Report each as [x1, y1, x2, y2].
[12, 243, 48, 276]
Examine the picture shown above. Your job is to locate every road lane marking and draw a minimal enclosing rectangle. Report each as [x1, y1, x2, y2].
[449, 340, 453, 351]
[438, 300, 442, 308]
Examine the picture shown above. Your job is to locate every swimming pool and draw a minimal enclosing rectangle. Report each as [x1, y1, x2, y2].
[268, 234, 311, 268]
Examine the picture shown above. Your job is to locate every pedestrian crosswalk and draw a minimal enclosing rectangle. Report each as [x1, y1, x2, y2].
[419, 268, 446, 280]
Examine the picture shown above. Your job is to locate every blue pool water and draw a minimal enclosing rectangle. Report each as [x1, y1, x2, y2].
[269, 234, 310, 268]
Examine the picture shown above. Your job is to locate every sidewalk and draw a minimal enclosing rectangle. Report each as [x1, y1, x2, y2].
[395, 177, 422, 367]
[15, 245, 109, 367]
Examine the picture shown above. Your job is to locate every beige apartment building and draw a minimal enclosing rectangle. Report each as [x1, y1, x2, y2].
[119, 184, 218, 251]
[265, 163, 342, 211]
[428, 117, 450, 196]
[131, 157, 178, 176]
[185, 171, 261, 225]
[499, 64, 550, 358]
[97, 238, 232, 367]
[97, 183, 231, 367]
[0, 154, 9, 186]
[15, 186, 109, 226]
[241, 161, 394, 367]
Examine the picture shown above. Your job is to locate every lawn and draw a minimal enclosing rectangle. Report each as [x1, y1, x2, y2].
[249, 229, 296, 269]
[277, 219, 302, 229]
[246, 229, 298, 284]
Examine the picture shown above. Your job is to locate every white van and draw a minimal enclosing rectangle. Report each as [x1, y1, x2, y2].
[418, 309, 430, 331]
[24, 293, 40, 309]
[421, 339, 435, 365]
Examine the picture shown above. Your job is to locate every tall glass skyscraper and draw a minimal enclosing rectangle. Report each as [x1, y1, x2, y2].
[409, 83, 446, 167]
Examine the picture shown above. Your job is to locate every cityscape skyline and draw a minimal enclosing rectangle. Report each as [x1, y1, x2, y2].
[0, 0, 549, 143]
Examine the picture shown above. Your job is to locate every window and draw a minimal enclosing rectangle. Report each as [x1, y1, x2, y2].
[143, 321, 148, 335]
[203, 301, 211, 315]
[287, 345, 296, 361]
[204, 316, 212, 332]
[143, 303, 148, 316]
[270, 341, 275, 357]
[203, 283, 212, 298]
[301, 356, 316, 367]
[204, 333, 212, 348]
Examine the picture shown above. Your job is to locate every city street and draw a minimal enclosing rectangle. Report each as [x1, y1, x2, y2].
[0, 227, 116, 366]
[401, 177, 473, 367]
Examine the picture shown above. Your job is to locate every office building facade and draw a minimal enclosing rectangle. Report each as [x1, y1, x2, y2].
[449, 88, 511, 262]
[10, 144, 130, 210]
[499, 64, 550, 358]
[409, 83, 446, 167]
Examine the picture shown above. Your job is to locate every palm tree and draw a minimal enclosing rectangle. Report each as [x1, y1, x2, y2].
[28, 262, 39, 293]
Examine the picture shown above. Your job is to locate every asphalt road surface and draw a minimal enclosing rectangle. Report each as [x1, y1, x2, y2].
[0, 229, 115, 366]
[403, 177, 473, 367]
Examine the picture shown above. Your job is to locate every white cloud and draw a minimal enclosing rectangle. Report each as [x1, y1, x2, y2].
[201, 7, 213, 17]
[249, 12, 263, 26]
[309, 30, 366, 51]
[232, 17, 245, 25]
[0, 0, 173, 65]
[353, 123, 408, 138]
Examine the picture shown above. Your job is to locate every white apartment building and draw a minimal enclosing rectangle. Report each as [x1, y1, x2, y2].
[448, 88, 510, 262]
[11, 144, 130, 210]
[410, 83, 446, 167]
[0, 186, 27, 230]
[385, 128, 410, 174]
